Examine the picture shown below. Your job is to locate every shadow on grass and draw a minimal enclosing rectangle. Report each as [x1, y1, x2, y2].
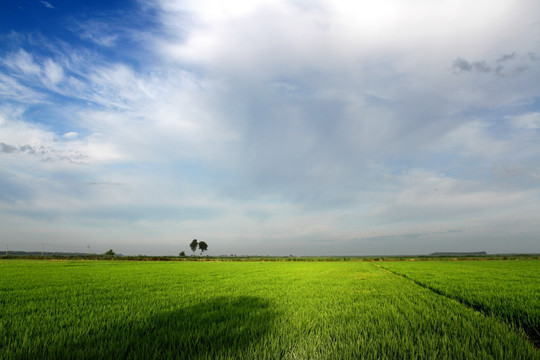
[45, 296, 277, 359]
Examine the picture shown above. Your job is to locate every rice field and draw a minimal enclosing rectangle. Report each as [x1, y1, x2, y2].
[1, 259, 539, 359]
[380, 259, 540, 347]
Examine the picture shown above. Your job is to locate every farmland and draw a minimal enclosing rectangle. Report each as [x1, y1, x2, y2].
[380, 260, 540, 347]
[1, 259, 539, 359]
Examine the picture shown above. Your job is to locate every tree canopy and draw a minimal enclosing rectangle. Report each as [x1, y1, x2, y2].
[198, 241, 208, 255]
[189, 239, 198, 255]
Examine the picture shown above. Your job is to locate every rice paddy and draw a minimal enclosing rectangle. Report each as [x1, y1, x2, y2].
[1, 259, 539, 359]
[380, 259, 540, 348]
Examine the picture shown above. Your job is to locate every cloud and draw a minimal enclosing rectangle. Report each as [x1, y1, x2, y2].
[0, 49, 69, 98]
[369, 170, 531, 225]
[509, 112, 540, 129]
[43, 58, 64, 86]
[0, 141, 88, 163]
[1, 0, 540, 255]
[497, 52, 516, 63]
[3, 49, 41, 76]
[0, 142, 17, 153]
[452, 57, 491, 74]
[63, 132, 78, 139]
[67, 6, 160, 49]
[41, 1, 55, 9]
[452, 52, 538, 76]
[71, 19, 124, 48]
[0, 105, 120, 166]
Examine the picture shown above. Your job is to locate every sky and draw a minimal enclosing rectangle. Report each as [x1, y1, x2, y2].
[1, 0, 539, 256]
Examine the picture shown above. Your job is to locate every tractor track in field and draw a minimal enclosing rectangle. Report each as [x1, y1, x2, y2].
[372, 263, 540, 350]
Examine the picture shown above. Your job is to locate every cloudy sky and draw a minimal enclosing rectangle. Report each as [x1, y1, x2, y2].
[1, 0, 539, 256]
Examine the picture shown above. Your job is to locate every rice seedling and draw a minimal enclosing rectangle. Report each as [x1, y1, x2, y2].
[0, 260, 538, 359]
[381, 259, 540, 347]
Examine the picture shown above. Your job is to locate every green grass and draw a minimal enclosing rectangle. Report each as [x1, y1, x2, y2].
[381, 259, 540, 346]
[0, 260, 538, 359]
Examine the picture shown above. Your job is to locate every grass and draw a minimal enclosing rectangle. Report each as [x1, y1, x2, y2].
[380, 259, 540, 346]
[0, 260, 538, 359]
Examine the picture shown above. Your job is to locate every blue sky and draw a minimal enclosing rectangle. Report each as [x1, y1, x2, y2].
[1, 0, 539, 256]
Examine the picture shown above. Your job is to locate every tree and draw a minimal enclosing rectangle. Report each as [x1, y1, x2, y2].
[105, 249, 115, 256]
[179, 251, 186, 257]
[198, 241, 208, 256]
[189, 239, 198, 255]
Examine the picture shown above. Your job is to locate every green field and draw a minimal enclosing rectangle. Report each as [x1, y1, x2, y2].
[380, 260, 540, 346]
[1, 260, 539, 359]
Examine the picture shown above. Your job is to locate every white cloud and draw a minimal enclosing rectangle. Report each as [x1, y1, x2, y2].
[156, 0, 532, 73]
[1, 0, 539, 255]
[370, 170, 531, 225]
[3, 49, 41, 76]
[41, 1, 54, 9]
[1, 50, 70, 100]
[437, 121, 508, 158]
[72, 19, 121, 47]
[43, 59, 64, 86]
[509, 112, 540, 129]
[0, 105, 122, 166]
[0, 106, 55, 146]
[63, 132, 78, 139]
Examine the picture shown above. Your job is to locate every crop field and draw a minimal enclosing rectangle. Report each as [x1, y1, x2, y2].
[380, 260, 540, 347]
[1, 259, 539, 359]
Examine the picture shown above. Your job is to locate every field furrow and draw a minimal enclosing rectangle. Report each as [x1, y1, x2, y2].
[381, 260, 540, 349]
